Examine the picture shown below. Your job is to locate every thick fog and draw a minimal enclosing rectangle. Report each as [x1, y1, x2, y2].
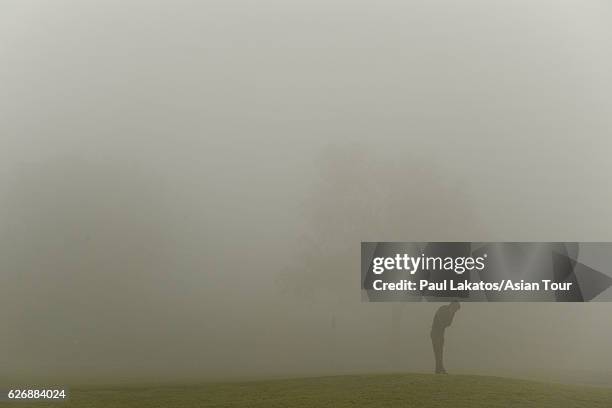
[1, 1, 612, 384]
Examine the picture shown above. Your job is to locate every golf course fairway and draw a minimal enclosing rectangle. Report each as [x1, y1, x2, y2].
[4, 373, 612, 407]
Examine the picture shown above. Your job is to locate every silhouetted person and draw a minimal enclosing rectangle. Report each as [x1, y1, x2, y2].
[431, 301, 460, 374]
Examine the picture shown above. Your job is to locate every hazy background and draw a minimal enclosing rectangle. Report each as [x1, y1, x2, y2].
[1, 0, 612, 385]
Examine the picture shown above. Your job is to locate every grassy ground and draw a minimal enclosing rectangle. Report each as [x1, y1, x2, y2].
[4, 373, 612, 408]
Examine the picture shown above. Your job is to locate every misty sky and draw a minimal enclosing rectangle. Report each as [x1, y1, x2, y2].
[1, 1, 612, 383]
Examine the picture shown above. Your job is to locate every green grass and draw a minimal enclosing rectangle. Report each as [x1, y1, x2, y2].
[4, 373, 612, 407]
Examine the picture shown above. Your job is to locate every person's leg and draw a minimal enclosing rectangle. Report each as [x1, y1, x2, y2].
[431, 332, 446, 374]
[437, 335, 445, 373]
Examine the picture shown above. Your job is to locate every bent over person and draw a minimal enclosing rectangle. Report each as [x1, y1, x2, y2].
[430, 301, 460, 374]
